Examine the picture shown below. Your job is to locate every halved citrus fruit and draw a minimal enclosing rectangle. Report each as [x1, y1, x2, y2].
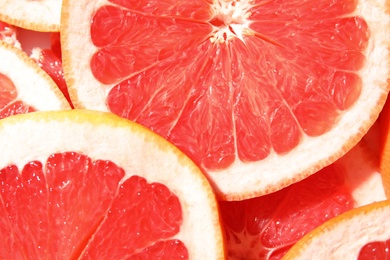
[0, 109, 225, 258]
[219, 140, 386, 259]
[61, 0, 390, 200]
[282, 200, 390, 259]
[0, 0, 61, 32]
[0, 40, 70, 119]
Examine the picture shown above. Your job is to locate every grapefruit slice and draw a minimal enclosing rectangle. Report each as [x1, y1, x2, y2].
[282, 200, 390, 259]
[0, 109, 225, 258]
[0, 40, 70, 119]
[61, 0, 390, 200]
[0, 0, 61, 32]
[219, 140, 386, 259]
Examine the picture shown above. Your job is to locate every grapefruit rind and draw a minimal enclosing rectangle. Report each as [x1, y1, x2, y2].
[282, 200, 390, 259]
[379, 97, 390, 199]
[0, 0, 61, 32]
[220, 140, 386, 260]
[381, 138, 390, 199]
[61, 0, 390, 200]
[0, 109, 225, 259]
[0, 41, 71, 111]
[334, 141, 386, 207]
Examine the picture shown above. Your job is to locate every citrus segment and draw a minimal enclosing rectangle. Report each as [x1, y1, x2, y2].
[220, 167, 353, 259]
[79, 175, 184, 258]
[0, 41, 70, 119]
[0, 110, 224, 259]
[0, 0, 61, 32]
[0, 72, 16, 105]
[0, 69, 36, 119]
[282, 200, 390, 259]
[219, 141, 386, 259]
[358, 239, 390, 259]
[62, 0, 390, 200]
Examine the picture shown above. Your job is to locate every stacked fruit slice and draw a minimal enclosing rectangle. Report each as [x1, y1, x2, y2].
[0, 0, 62, 31]
[283, 200, 390, 259]
[0, 110, 225, 258]
[0, 40, 70, 119]
[61, 0, 390, 200]
[220, 140, 387, 258]
[0, 0, 389, 258]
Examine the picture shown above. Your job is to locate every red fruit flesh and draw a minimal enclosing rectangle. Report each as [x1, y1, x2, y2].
[32, 48, 73, 107]
[219, 164, 354, 259]
[0, 73, 36, 119]
[0, 152, 186, 258]
[90, 0, 368, 171]
[358, 239, 390, 259]
[50, 32, 62, 59]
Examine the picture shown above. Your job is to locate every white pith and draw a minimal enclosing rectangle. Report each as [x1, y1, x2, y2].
[341, 142, 386, 207]
[0, 41, 71, 111]
[0, 0, 61, 31]
[284, 201, 390, 259]
[0, 110, 225, 259]
[62, 0, 390, 200]
[225, 141, 386, 258]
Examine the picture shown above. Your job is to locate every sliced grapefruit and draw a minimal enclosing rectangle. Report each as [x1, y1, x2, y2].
[282, 200, 390, 259]
[0, 0, 61, 32]
[0, 109, 225, 258]
[0, 40, 70, 119]
[62, 0, 390, 200]
[219, 140, 386, 259]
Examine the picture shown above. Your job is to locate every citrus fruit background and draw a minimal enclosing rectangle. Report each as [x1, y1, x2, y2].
[0, 0, 389, 258]
[62, 0, 390, 200]
[0, 110, 225, 258]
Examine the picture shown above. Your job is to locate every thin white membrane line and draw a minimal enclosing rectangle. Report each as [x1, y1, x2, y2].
[165, 42, 219, 139]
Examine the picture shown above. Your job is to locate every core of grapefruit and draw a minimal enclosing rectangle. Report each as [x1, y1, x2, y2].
[0, 109, 225, 259]
[0, 0, 62, 32]
[219, 140, 386, 259]
[61, 0, 390, 200]
[0, 40, 70, 119]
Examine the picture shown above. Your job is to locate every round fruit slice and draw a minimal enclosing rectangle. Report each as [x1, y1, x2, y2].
[0, 40, 70, 119]
[61, 0, 390, 200]
[0, 0, 61, 32]
[0, 109, 225, 259]
[219, 140, 386, 259]
[282, 200, 390, 259]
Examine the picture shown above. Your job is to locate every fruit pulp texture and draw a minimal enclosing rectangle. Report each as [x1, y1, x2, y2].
[90, 0, 368, 171]
[0, 21, 16, 41]
[219, 163, 354, 259]
[32, 47, 73, 107]
[0, 73, 35, 119]
[0, 152, 187, 259]
[358, 240, 390, 259]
